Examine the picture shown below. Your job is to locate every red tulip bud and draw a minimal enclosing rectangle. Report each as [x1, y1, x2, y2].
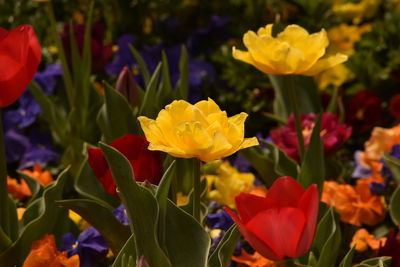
[115, 66, 139, 106]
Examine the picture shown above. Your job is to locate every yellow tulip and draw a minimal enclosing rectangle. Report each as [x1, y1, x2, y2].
[206, 161, 255, 208]
[315, 63, 354, 90]
[333, 0, 381, 24]
[138, 98, 259, 162]
[233, 24, 347, 76]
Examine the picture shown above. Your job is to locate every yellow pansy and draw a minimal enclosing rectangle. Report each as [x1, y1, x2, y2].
[328, 23, 372, 55]
[138, 98, 259, 162]
[206, 161, 255, 208]
[232, 24, 347, 76]
[315, 63, 355, 89]
[333, 0, 381, 24]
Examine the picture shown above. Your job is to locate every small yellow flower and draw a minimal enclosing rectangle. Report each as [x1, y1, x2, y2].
[333, 0, 381, 24]
[138, 98, 259, 162]
[233, 24, 347, 76]
[327, 23, 372, 55]
[315, 64, 355, 89]
[206, 161, 255, 208]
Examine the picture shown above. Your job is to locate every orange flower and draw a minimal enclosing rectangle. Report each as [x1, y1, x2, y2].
[22, 165, 54, 186]
[363, 124, 400, 167]
[322, 180, 385, 226]
[350, 228, 387, 252]
[23, 234, 79, 267]
[7, 177, 31, 200]
[232, 249, 276, 267]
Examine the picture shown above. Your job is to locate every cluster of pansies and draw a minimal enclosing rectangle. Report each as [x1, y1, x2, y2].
[1, 0, 400, 266]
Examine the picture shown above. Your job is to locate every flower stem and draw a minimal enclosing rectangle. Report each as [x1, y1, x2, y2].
[287, 76, 305, 161]
[0, 110, 9, 240]
[193, 158, 201, 223]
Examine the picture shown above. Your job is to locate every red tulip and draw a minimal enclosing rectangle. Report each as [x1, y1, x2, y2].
[225, 177, 319, 261]
[0, 25, 41, 107]
[88, 134, 162, 197]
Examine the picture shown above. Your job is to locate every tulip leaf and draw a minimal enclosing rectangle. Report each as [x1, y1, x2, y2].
[326, 86, 339, 114]
[298, 114, 325, 193]
[175, 46, 189, 100]
[29, 80, 67, 145]
[389, 186, 400, 225]
[57, 199, 131, 255]
[139, 63, 162, 118]
[268, 74, 291, 120]
[208, 224, 240, 267]
[313, 208, 341, 267]
[0, 168, 68, 266]
[355, 257, 392, 267]
[74, 159, 119, 209]
[129, 45, 151, 87]
[112, 234, 136, 267]
[295, 76, 322, 114]
[6, 196, 18, 243]
[339, 246, 356, 267]
[261, 140, 299, 178]
[99, 142, 172, 267]
[97, 82, 139, 143]
[383, 152, 400, 184]
[164, 199, 211, 267]
[157, 50, 174, 105]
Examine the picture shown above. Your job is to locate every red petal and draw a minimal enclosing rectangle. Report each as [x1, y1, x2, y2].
[224, 207, 280, 260]
[111, 134, 147, 160]
[235, 193, 277, 224]
[267, 177, 305, 207]
[296, 184, 319, 256]
[87, 148, 108, 179]
[0, 25, 41, 107]
[246, 207, 306, 259]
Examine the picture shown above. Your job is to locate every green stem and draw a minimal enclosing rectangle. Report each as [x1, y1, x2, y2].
[192, 158, 201, 223]
[277, 259, 296, 267]
[0, 110, 9, 239]
[287, 76, 305, 161]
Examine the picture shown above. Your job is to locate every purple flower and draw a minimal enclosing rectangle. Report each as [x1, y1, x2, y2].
[207, 210, 234, 231]
[105, 34, 136, 75]
[113, 205, 130, 225]
[34, 64, 63, 94]
[4, 91, 41, 129]
[61, 227, 108, 267]
[352, 151, 372, 178]
[4, 130, 29, 163]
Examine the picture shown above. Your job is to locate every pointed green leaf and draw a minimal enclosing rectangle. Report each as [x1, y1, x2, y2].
[389, 186, 400, 225]
[97, 82, 139, 142]
[99, 142, 171, 267]
[175, 46, 189, 100]
[57, 199, 130, 254]
[129, 45, 150, 86]
[18, 171, 43, 205]
[356, 257, 391, 267]
[139, 63, 162, 117]
[383, 153, 400, 184]
[165, 200, 211, 267]
[0, 168, 68, 266]
[339, 246, 356, 267]
[112, 235, 136, 267]
[208, 225, 240, 267]
[298, 114, 325, 192]
[6, 196, 18, 243]
[326, 87, 339, 114]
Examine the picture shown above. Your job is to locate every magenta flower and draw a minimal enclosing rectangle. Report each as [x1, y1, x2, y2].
[270, 113, 352, 161]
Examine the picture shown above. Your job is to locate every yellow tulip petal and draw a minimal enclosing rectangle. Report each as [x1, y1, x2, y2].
[137, 117, 164, 144]
[232, 47, 280, 75]
[277, 24, 309, 43]
[257, 24, 273, 36]
[239, 137, 260, 150]
[301, 53, 348, 76]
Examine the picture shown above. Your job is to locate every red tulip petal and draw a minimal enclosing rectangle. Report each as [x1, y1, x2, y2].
[111, 134, 147, 159]
[246, 207, 306, 259]
[296, 184, 319, 256]
[267, 177, 305, 207]
[87, 148, 108, 179]
[224, 207, 280, 260]
[0, 25, 41, 107]
[235, 193, 278, 224]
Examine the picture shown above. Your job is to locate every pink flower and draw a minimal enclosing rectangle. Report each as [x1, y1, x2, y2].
[270, 113, 352, 161]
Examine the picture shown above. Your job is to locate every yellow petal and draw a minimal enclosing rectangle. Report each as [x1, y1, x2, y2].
[232, 47, 280, 75]
[301, 53, 348, 76]
[238, 137, 260, 150]
[257, 24, 273, 36]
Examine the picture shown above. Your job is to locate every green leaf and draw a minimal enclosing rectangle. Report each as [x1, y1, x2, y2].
[313, 208, 341, 267]
[0, 168, 68, 266]
[298, 114, 325, 193]
[97, 82, 139, 143]
[6, 196, 18, 243]
[326, 87, 339, 114]
[139, 63, 162, 117]
[339, 246, 356, 267]
[165, 200, 211, 267]
[389, 186, 400, 225]
[157, 50, 174, 105]
[383, 152, 400, 184]
[18, 171, 43, 205]
[29, 81, 67, 145]
[112, 235, 136, 267]
[175, 46, 189, 100]
[57, 199, 130, 254]
[74, 158, 119, 209]
[129, 45, 151, 86]
[262, 140, 299, 178]
[99, 143, 171, 267]
[208, 225, 240, 267]
[355, 257, 391, 267]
